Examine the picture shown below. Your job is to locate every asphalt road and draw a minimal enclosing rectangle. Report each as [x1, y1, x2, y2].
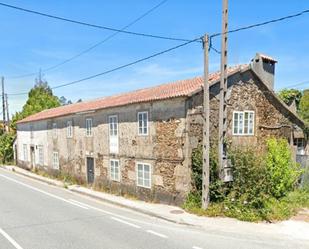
[0, 167, 308, 249]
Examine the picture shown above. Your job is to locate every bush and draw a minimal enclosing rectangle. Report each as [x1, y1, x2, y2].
[266, 138, 301, 198]
[190, 146, 225, 202]
[0, 133, 15, 163]
[229, 148, 268, 209]
[184, 138, 306, 222]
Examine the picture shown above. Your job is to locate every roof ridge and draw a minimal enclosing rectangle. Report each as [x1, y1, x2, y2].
[17, 64, 247, 124]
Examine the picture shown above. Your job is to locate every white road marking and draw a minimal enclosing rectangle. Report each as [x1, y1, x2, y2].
[0, 174, 87, 210]
[192, 246, 203, 249]
[68, 199, 113, 215]
[0, 228, 24, 249]
[66, 200, 89, 210]
[146, 230, 168, 238]
[111, 217, 141, 229]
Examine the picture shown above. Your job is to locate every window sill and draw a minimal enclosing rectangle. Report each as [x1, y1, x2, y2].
[136, 184, 151, 189]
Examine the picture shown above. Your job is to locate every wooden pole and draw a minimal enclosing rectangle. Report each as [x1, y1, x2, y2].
[5, 94, 10, 132]
[218, 0, 228, 179]
[202, 34, 210, 209]
[1, 77, 6, 133]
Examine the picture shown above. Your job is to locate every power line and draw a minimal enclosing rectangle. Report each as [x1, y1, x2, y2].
[8, 37, 202, 96]
[9, 0, 169, 79]
[6, 8, 309, 95]
[278, 81, 309, 90]
[211, 9, 309, 38]
[0, 2, 193, 43]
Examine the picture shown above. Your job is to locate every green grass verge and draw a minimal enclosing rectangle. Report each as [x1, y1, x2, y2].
[183, 189, 309, 222]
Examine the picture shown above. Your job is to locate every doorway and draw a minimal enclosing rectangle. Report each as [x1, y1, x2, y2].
[30, 146, 35, 169]
[86, 157, 94, 184]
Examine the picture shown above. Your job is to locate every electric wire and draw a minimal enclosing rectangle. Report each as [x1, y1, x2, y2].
[5, 7, 309, 95]
[0, 2, 193, 43]
[8, 37, 202, 96]
[211, 9, 309, 38]
[8, 0, 170, 79]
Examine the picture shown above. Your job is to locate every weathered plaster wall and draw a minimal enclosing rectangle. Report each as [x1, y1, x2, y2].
[17, 97, 190, 205]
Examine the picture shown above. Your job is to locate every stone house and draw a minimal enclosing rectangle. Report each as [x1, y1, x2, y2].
[16, 53, 308, 205]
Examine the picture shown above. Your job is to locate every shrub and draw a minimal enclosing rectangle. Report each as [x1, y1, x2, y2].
[229, 148, 269, 209]
[184, 138, 306, 222]
[0, 133, 15, 163]
[265, 138, 301, 198]
[190, 146, 225, 203]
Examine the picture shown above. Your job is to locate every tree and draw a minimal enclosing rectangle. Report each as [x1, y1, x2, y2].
[59, 96, 73, 106]
[0, 133, 15, 163]
[278, 89, 303, 109]
[299, 89, 309, 123]
[11, 82, 60, 130]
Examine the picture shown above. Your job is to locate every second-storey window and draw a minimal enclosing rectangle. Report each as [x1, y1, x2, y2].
[138, 111, 148, 135]
[23, 144, 28, 161]
[53, 152, 59, 170]
[110, 159, 120, 181]
[86, 118, 93, 136]
[109, 116, 118, 136]
[67, 120, 73, 138]
[136, 162, 151, 188]
[233, 111, 254, 135]
[38, 145, 44, 165]
[109, 115, 118, 154]
[52, 122, 57, 138]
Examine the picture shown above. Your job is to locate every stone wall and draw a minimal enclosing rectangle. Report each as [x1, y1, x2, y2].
[187, 70, 304, 154]
[17, 97, 191, 205]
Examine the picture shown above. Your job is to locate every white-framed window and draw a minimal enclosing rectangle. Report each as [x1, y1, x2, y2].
[233, 111, 254, 135]
[38, 145, 44, 165]
[109, 115, 118, 154]
[23, 144, 28, 161]
[67, 120, 73, 138]
[86, 118, 93, 137]
[52, 151, 59, 170]
[138, 111, 148, 135]
[110, 159, 120, 181]
[52, 122, 57, 138]
[136, 162, 151, 188]
[109, 115, 118, 136]
[294, 138, 305, 155]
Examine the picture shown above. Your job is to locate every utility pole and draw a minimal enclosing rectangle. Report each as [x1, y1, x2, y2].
[1, 77, 6, 133]
[5, 94, 10, 132]
[218, 0, 228, 179]
[202, 34, 210, 209]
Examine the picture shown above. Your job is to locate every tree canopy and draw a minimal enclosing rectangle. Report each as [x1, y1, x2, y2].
[11, 81, 60, 130]
[277, 88, 303, 109]
[299, 89, 309, 123]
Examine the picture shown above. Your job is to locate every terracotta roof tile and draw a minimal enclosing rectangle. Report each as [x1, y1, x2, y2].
[18, 65, 247, 124]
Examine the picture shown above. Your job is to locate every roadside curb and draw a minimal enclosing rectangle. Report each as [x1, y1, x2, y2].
[69, 186, 194, 227]
[1, 165, 65, 188]
[1, 165, 193, 227]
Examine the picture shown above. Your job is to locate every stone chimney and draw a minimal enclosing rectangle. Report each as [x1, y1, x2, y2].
[251, 53, 277, 90]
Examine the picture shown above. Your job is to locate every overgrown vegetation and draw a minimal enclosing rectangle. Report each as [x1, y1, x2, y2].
[183, 138, 307, 222]
[0, 81, 61, 164]
[33, 167, 86, 186]
[277, 88, 309, 123]
[0, 133, 15, 163]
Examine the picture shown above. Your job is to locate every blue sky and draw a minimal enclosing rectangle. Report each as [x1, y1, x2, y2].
[1, 0, 309, 115]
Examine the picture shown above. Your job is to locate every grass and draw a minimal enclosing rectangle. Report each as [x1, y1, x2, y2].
[33, 167, 85, 186]
[183, 189, 309, 222]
